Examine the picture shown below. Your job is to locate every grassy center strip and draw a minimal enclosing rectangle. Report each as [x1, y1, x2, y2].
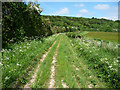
[55, 34, 78, 88]
[48, 38, 61, 88]
[30, 35, 61, 88]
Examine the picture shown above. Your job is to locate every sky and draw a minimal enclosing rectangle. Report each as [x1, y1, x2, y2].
[23, 0, 119, 21]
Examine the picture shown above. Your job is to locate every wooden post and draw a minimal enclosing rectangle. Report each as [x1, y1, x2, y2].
[100, 40, 103, 48]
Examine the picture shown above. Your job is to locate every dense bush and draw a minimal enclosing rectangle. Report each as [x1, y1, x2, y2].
[2, 2, 53, 48]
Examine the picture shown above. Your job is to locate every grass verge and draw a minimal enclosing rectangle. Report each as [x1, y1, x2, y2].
[1, 34, 59, 88]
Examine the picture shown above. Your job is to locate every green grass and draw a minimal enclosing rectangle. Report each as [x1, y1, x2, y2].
[31, 35, 61, 88]
[1, 33, 119, 88]
[85, 31, 119, 42]
[55, 34, 107, 88]
[1, 34, 59, 88]
[55, 34, 78, 88]
[70, 37, 119, 88]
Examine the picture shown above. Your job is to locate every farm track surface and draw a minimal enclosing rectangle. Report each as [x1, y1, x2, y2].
[48, 39, 61, 88]
[2, 33, 118, 88]
[24, 34, 107, 88]
[54, 34, 106, 88]
[24, 40, 57, 88]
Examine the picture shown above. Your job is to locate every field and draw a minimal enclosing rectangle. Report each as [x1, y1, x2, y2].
[85, 31, 119, 42]
[1, 33, 119, 88]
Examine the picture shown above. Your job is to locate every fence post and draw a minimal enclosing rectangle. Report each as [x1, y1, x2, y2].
[108, 41, 110, 49]
[95, 42, 98, 48]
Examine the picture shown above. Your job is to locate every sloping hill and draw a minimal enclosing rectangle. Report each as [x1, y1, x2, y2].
[42, 15, 119, 33]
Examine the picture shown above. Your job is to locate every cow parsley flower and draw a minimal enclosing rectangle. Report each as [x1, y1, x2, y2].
[17, 63, 21, 66]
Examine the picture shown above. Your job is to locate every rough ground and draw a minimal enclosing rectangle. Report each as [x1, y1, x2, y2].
[23, 34, 108, 88]
[24, 40, 57, 88]
[48, 39, 61, 88]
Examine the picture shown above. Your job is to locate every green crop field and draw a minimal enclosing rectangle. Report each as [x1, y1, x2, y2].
[85, 31, 119, 42]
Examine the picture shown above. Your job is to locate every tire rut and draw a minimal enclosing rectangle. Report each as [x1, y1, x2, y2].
[61, 80, 69, 88]
[24, 40, 57, 88]
[48, 39, 61, 88]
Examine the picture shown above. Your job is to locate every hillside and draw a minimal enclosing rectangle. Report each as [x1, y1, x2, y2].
[42, 15, 119, 33]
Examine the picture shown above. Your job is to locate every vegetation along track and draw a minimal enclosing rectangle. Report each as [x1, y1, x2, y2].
[24, 34, 115, 88]
[2, 34, 118, 88]
[54, 34, 109, 88]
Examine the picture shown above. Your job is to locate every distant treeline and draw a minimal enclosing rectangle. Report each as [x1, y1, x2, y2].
[42, 15, 119, 33]
[2, 2, 53, 47]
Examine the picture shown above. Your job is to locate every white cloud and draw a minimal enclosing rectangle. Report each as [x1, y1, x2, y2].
[94, 4, 110, 10]
[74, 4, 84, 7]
[55, 8, 69, 15]
[80, 9, 88, 13]
[99, 16, 118, 21]
[75, 9, 89, 17]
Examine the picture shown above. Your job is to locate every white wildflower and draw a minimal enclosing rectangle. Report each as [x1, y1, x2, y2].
[105, 58, 108, 60]
[116, 60, 119, 62]
[17, 63, 21, 66]
[19, 49, 22, 52]
[109, 66, 112, 68]
[5, 76, 9, 80]
[0, 62, 3, 66]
